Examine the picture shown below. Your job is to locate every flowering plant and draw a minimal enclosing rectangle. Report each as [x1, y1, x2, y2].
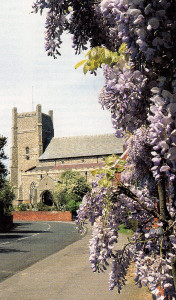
[33, 0, 176, 298]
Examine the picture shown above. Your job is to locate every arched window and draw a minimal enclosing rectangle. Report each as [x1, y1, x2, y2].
[30, 182, 37, 204]
[26, 147, 29, 154]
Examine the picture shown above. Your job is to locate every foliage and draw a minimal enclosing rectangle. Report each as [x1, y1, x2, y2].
[66, 196, 81, 213]
[35, 201, 56, 211]
[118, 224, 132, 235]
[53, 170, 90, 212]
[0, 137, 14, 216]
[75, 44, 129, 75]
[17, 203, 30, 211]
[33, 1, 176, 299]
[0, 136, 8, 188]
[91, 154, 126, 188]
[0, 180, 14, 215]
[13, 202, 57, 212]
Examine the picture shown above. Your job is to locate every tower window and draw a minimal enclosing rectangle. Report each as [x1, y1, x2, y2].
[26, 155, 30, 160]
[26, 147, 29, 154]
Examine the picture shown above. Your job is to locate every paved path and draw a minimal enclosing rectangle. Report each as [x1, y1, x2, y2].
[0, 223, 152, 300]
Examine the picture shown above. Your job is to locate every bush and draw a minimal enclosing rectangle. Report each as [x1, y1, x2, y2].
[53, 170, 91, 213]
[35, 202, 51, 211]
[67, 200, 81, 212]
[35, 201, 57, 211]
[17, 203, 30, 211]
[65, 193, 82, 212]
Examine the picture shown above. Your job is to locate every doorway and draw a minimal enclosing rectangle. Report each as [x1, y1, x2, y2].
[42, 190, 53, 206]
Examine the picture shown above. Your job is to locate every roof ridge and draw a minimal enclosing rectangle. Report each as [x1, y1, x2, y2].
[52, 133, 116, 140]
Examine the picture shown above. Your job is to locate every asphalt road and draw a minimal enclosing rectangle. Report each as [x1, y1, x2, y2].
[0, 221, 82, 282]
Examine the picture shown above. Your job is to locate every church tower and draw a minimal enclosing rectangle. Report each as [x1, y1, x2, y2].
[10, 105, 54, 202]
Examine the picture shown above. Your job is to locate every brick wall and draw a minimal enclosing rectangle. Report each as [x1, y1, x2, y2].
[13, 211, 72, 222]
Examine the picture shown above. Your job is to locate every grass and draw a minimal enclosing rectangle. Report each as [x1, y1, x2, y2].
[118, 223, 133, 235]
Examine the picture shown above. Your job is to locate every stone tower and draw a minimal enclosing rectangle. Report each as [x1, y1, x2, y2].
[10, 105, 54, 203]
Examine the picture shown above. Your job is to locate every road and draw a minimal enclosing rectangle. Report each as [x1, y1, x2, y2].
[0, 221, 82, 282]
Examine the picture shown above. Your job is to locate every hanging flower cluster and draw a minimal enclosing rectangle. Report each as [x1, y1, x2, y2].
[99, 65, 148, 134]
[33, 0, 176, 298]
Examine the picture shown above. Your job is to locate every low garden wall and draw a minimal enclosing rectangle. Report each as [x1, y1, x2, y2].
[13, 211, 72, 222]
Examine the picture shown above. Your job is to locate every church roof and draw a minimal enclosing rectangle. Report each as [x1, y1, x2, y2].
[39, 134, 124, 160]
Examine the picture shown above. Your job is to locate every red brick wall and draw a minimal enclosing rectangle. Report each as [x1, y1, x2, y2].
[13, 211, 72, 222]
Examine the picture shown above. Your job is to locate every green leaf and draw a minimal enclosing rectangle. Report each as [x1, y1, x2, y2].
[91, 169, 99, 176]
[75, 59, 87, 69]
[75, 44, 129, 74]
[118, 43, 127, 55]
[116, 166, 125, 173]
[98, 179, 111, 187]
[105, 155, 118, 166]
[83, 64, 90, 74]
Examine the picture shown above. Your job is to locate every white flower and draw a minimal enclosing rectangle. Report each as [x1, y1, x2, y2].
[160, 166, 170, 172]
[151, 87, 160, 94]
[128, 8, 141, 16]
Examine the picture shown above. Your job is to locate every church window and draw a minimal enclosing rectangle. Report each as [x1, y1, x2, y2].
[30, 182, 37, 204]
[26, 147, 29, 154]
[30, 181, 36, 190]
[26, 155, 30, 160]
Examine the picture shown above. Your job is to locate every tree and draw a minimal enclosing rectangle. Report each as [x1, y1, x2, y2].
[33, 1, 176, 298]
[0, 180, 14, 215]
[0, 136, 7, 188]
[0, 136, 14, 215]
[53, 170, 90, 213]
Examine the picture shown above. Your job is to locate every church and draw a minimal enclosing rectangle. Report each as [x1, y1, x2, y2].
[10, 105, 124, 206]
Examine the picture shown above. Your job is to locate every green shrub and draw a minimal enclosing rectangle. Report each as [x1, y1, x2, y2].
[66, 199, 81, 213]
[35, 202, 51, 211]
[53, 170, 90, 213]
[18, 203, 30, 211]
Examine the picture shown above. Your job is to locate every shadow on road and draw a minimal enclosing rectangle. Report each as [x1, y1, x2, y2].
[0, 248, 29, 253]
[0, 234, 27, 239]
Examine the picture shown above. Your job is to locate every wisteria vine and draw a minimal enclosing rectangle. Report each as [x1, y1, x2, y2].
[33, 0, 176, 299]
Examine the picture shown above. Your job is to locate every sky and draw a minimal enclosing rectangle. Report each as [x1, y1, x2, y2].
[0, 1, 115, 168]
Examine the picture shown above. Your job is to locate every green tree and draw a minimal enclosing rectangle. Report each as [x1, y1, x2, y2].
[53, 170, 90, 213]
[0, 180, 14, 215]
[0, 136, 14, 215]
[0, 136, 7, 188]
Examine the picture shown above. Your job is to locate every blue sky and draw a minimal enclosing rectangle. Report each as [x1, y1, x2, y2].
[1, 1, 114, 167]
